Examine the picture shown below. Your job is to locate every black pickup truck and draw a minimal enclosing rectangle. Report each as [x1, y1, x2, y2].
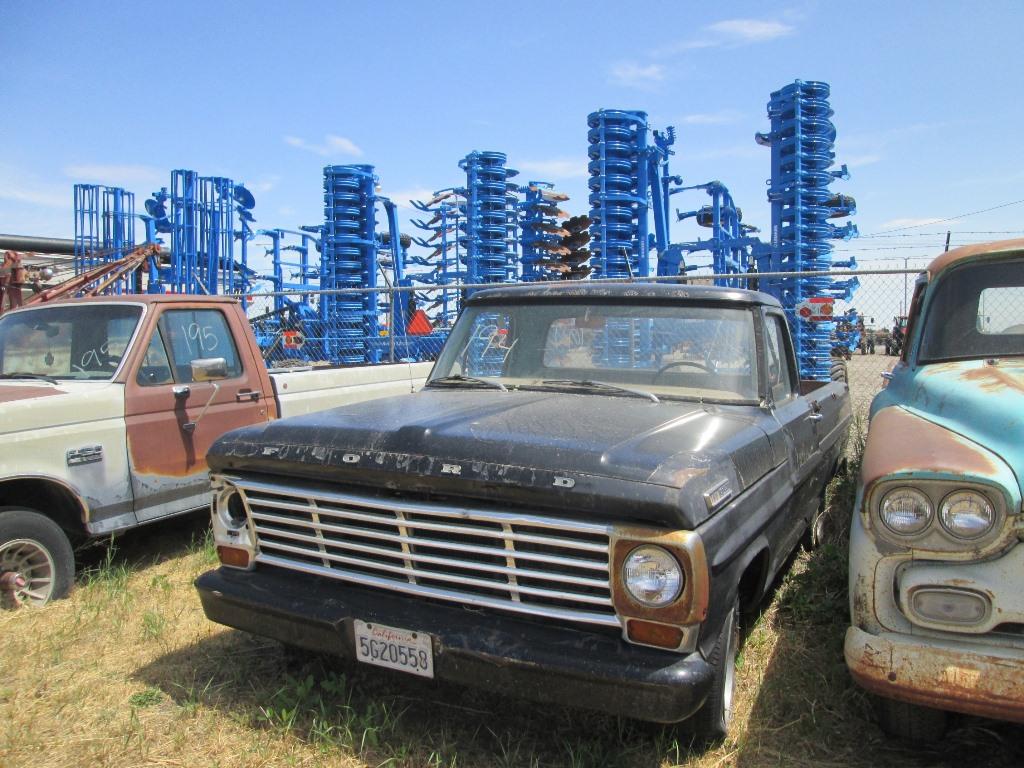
[195, 283, 850, 738]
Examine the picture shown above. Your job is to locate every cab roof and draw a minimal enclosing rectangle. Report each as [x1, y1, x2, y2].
[927, 237, 1024, 277]
[468, 281, 782, 308]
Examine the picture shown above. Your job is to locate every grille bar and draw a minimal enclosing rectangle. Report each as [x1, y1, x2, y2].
[228, 475, 619, 628]
[249, 496, 608, 554]
[252, 523, 611, 590]
[257, 553, 621, 627]
[249, 510, 609, 572]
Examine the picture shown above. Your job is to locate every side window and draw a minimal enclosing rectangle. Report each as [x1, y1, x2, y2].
[157, 309, 243, 383]
[764, 315, 794, 402]
[136, 328, 174, 386]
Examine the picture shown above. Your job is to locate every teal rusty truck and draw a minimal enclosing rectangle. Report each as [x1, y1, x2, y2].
[846, 238, 1024, 740]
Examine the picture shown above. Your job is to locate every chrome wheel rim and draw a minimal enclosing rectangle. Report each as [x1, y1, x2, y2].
[0, 538, 56, 606]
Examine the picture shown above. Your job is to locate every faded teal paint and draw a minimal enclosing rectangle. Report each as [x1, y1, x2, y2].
[868, 252, 1024, 503]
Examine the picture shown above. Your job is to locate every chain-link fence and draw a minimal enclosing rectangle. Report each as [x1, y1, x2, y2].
[248, 269, 923, 422]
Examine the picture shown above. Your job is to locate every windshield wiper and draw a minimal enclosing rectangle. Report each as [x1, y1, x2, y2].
[428, 374, 508, 392]
[540, 379, 659, 403]
[0, 372, 59, 384]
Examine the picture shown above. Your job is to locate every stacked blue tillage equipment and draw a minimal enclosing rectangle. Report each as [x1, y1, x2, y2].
[322, 165, 379, 364]
[757, 80, 858, 380]
[587, 110, 650, 282]
[73, 184, 136, 289]
[460, 151, 518, 288]
[587, 110, 651, 368]
[519, 182, 573, 281]
[459, 151, 518, 374]
[410, 191, 468, 329]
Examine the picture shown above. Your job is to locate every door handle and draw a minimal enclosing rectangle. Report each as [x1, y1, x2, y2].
[236, 389, 260, 403]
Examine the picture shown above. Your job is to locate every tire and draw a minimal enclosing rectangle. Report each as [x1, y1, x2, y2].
[874, 695, 948, 743]
[0, 508, 75, 607]
[830, 360, 848, 383]
[690, 598, 741, 741]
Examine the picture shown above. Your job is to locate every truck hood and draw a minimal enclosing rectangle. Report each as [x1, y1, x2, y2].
[0, 381, 124, 435]
[904, 359, 1024, 489]
[209, 389, 776, 528]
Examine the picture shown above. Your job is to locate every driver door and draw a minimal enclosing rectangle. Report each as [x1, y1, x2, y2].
[124, 305, 271, 521]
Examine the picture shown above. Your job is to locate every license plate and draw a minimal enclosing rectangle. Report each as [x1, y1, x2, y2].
[353, 620, 434, 679]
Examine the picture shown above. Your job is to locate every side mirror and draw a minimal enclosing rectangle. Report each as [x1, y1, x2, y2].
[191, 357, 227, 382]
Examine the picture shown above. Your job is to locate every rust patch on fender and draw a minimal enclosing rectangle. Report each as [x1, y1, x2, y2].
[0, 386, 65, 403]
[861, 407, 999, 488]
[609, 525, 709, 626]
[960, 366, 1024, 395]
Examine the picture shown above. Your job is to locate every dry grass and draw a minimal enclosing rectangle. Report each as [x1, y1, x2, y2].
[2, 475, 1022, 768]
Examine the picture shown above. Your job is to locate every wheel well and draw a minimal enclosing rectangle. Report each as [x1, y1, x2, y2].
[0, 478, 87, 538]
[737, 548, 770, 617]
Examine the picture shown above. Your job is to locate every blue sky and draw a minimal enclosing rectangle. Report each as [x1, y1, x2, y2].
[2, 0, 1023, 276]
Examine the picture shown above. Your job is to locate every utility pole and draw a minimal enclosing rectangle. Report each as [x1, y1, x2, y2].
[903, 256, 909, 315]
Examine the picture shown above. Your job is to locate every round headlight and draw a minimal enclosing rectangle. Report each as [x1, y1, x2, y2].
[220, 490, 248, 529]
[879, 487, 933, 535]
[940, 491, 995, 539]
[622, 545, 683, 607]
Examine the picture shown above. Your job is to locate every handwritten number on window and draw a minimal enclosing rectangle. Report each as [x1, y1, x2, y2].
[179, 323, 219, 357]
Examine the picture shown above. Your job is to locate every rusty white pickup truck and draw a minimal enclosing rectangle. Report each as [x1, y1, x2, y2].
[846, 239, 1024, 741]
[0, 295, 430, 606]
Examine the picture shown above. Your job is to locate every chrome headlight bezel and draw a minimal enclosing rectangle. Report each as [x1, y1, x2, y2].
[870, 479, 1008, 553]
[621, 545, 684, 608]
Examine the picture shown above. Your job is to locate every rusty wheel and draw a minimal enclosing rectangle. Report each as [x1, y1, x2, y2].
[0, 508, 74, 607]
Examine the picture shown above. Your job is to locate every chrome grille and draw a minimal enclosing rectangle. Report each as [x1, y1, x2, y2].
[230, 476, 619, 627]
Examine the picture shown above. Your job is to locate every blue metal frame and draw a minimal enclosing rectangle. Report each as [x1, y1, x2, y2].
[757, 80, 859, 379]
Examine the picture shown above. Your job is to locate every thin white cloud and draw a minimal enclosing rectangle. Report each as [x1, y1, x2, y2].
[608, 62, 665, 89]
[706, 19, 794, 42]
[518, 159, 588, 181]
[377, 186, 436, 210]
[679, 110, 742, 126]
[284, 134, 364, 158]
[63, 163, 165, 188]
[0, 166, 68, 209]
[879, 217, 945, 230]
[844, 154, 882, 169]
[654, 18, 794, 56]
[247, 175, 280, 194]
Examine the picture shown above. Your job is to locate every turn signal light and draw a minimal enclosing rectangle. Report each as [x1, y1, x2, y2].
[217, 545, 251, 569]
[626, 619, 684, 650]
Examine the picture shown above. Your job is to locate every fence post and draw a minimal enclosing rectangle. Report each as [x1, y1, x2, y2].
[389, 288, 396, 363]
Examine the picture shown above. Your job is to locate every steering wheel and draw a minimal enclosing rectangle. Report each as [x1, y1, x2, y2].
[653, 360, 712, 381]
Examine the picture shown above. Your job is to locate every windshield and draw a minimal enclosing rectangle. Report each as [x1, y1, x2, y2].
[429, 300, 759, 403]
[919, 258, 1024, 362]
[0, 304, 143, 381]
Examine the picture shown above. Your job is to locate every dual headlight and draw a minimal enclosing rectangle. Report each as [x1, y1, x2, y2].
[622, 545, 683, 607]
[879, 486, 997, 540]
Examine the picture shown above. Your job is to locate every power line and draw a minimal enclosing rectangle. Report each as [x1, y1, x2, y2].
[859, 230, 1024, 239]
[867, 199, 1024, 235]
